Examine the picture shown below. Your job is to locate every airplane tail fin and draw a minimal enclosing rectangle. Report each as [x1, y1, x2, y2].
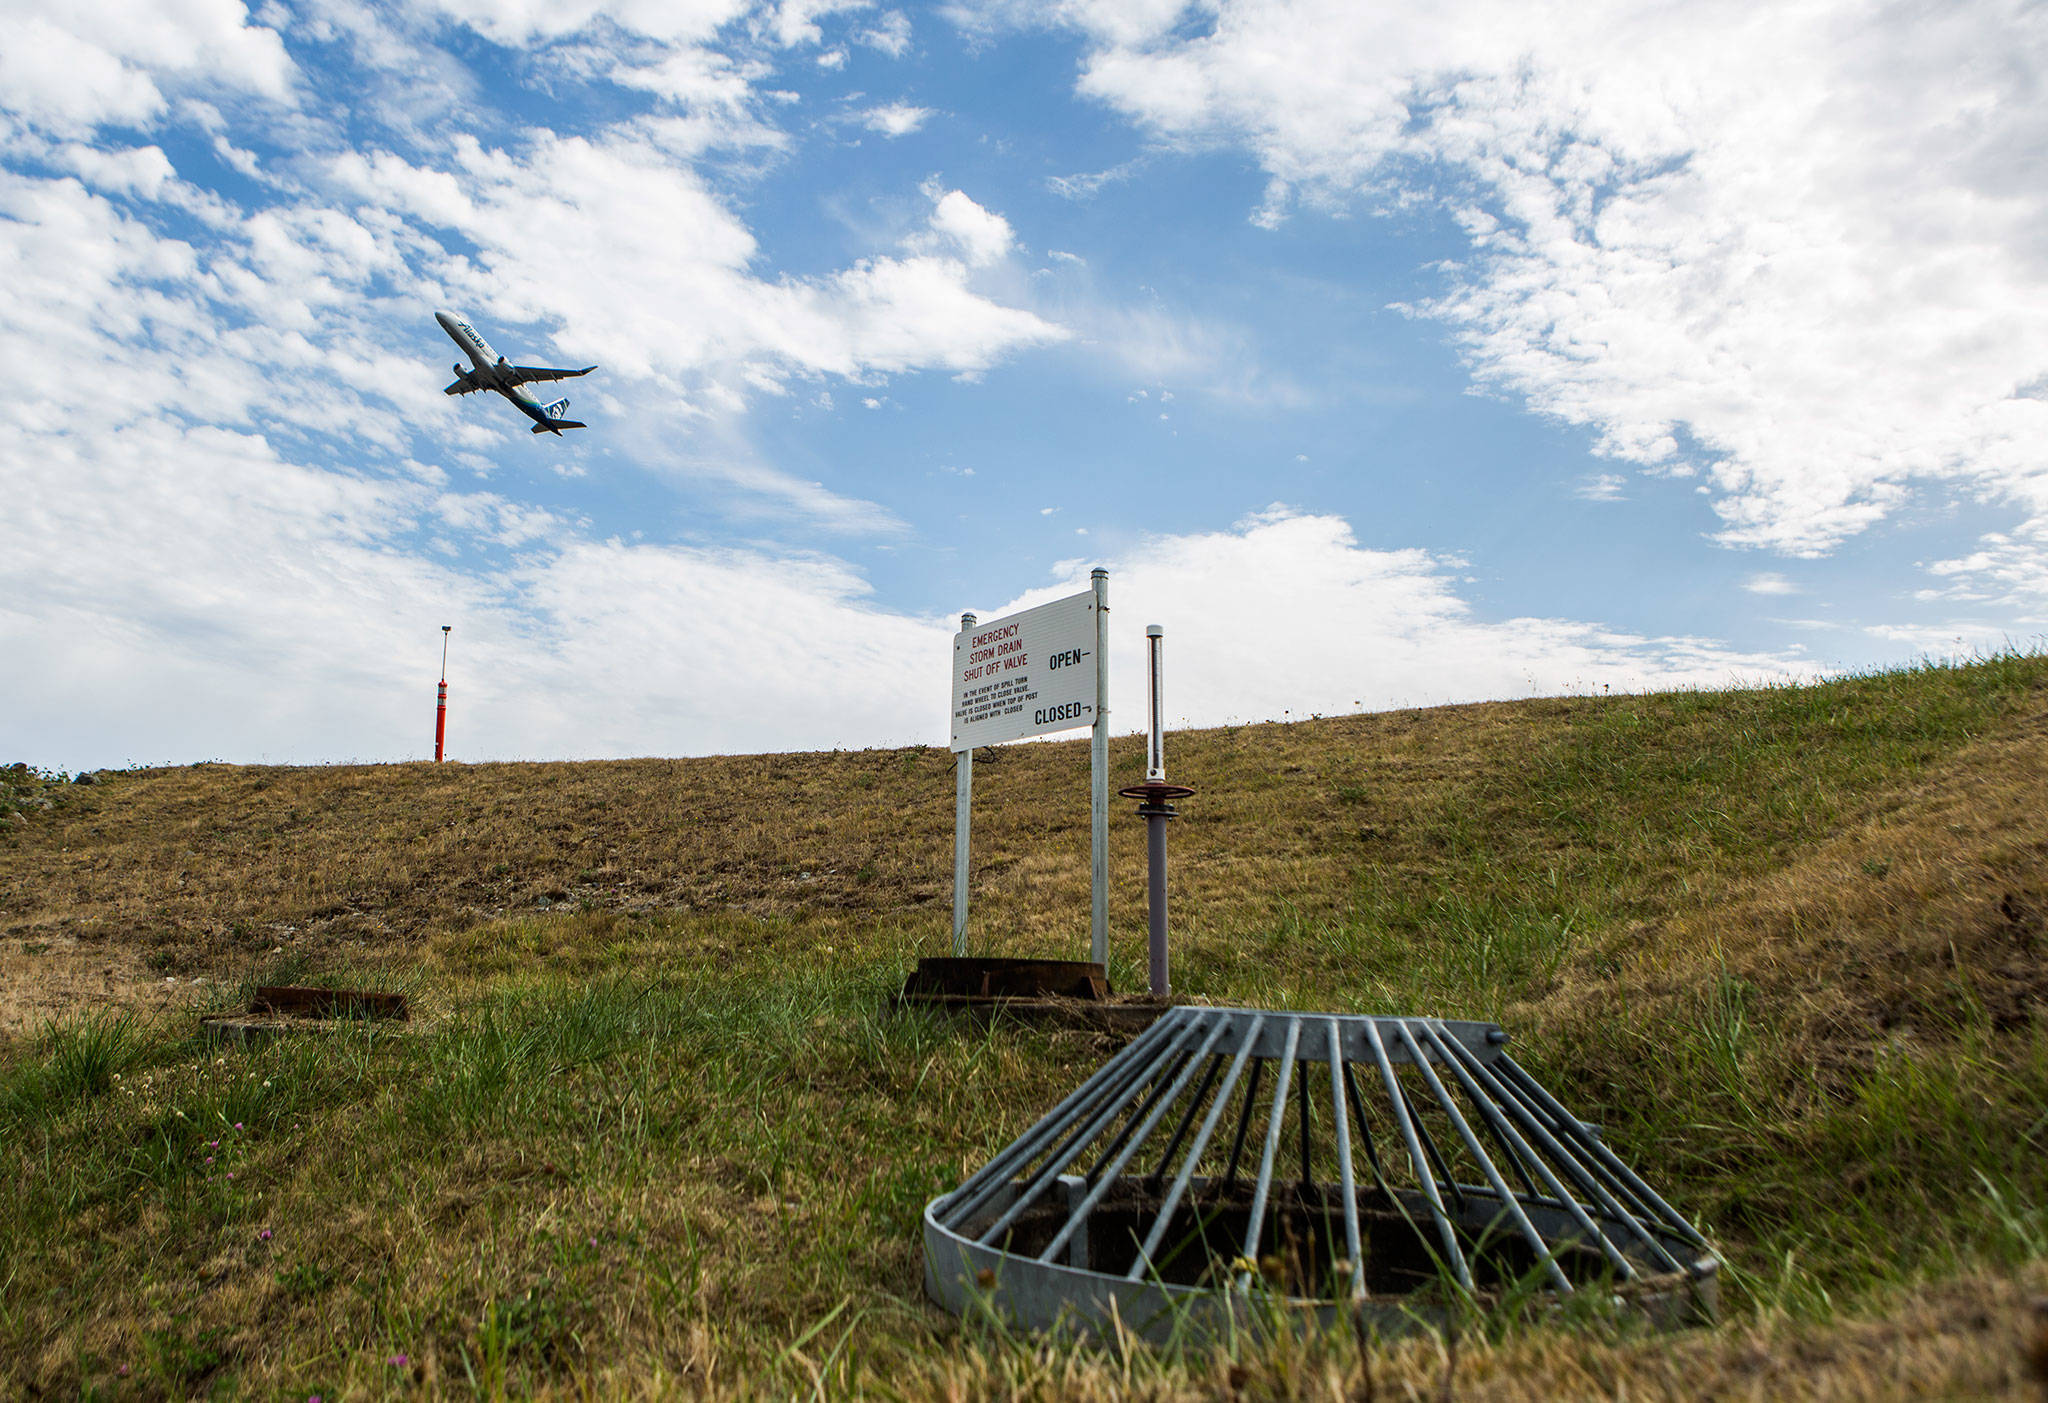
[533, 397, 586, 433]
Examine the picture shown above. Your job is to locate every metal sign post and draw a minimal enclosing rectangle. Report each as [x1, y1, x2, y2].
[1090, 569, 1109, 967]
[952, 612, 976, 955]
[949, 579, 1107, 961]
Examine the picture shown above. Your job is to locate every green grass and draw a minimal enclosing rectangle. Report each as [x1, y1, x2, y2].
[4, 938, 2043, 1396]
[3, 654, 2047, 1397]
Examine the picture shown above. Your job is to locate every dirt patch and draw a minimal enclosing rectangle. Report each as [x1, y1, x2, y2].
[0, 935, 206, 1040]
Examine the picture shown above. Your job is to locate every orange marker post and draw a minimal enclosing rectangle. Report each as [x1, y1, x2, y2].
[433, 625, 452, 762]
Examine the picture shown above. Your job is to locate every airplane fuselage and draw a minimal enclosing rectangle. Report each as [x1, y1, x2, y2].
[435, 310, 553, 426]
[435, 310, 592, 434]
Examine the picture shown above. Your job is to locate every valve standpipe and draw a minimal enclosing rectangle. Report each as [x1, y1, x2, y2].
[434, 625, 452, 763]
[1120, 624, 1194, 997]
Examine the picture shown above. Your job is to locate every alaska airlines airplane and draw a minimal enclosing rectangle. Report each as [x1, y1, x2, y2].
[436, 310, 597, 435]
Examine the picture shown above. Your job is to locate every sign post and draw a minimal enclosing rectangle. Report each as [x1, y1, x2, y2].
[949, 578, 1107, 959]
[1090, 569, 1109, 967]
[952, 612, 976, 955]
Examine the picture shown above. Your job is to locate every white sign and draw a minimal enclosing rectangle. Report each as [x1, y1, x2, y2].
[950, 590, 1100, 751]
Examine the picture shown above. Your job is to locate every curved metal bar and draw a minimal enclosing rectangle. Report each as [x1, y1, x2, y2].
[1126, 1014, 1267, 1280]
[1341, 1061, 1387, 1183]
[939, 1013, 1181, 1229]
[973, 1014, 1211, 1247]
[1496, 1056, 1711, 1250]
[1326, 1018, 1365, 1301]
[1149, 1051, 1225, 1186]
[1362, 1018, 1472, 1290]
[1042, 1016, 1234, 1262]
[1222, 1057, 1265, 1190]
[1087, 1048, 1192, 1183]
[1392, 1020, 1569, 1295]
[1418, 1021, 1636, 1279]
[1442, 1035, 1686, 1276]
[1239, 1017, 1302, 1271]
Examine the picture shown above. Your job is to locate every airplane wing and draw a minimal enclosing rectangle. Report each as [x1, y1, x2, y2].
[444, 371, 486, 396]
[503, 365, 597, 387]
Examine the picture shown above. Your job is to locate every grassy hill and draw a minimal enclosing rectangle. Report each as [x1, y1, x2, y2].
[3, 655, 2046, 1399]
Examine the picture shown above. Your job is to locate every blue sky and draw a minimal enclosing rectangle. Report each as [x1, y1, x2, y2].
[5, 0, 2045, 769]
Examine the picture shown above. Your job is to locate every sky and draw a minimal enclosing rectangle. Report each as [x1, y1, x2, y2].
[4, 0, 2046, 770]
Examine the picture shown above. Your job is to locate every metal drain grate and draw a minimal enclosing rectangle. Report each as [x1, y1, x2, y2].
[924, 1005, 1717, 1341]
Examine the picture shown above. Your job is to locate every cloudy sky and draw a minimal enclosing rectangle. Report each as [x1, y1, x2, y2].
[5, 0, 2045, 769]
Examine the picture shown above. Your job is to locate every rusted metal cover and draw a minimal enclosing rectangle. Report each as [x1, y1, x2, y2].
[901, 957, 1109, 1003]
[250, 985, 408, 1020]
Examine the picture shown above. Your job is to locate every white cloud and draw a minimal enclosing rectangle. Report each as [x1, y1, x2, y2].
[1575, 473, 1627, 502]
[47, 143, 178, 199]
[984, 508, 1801, 730]
[0, 2, 295, 137]
[861, 101, 934, 137]
[419, 0, 751, 48]
[1047, 0, 2048, 561]
[334, 133, 1062, 392]
[0, 428, 949, 767]
[1861, 621, 2036, 657]
[485, 541, 945, 758]
[917, 185, 1013, 266]
[858, 11, 913, 55]
[1925, 521, 2048, 619]
[1742, 572, 1799, 596]
[1045, 158, 1142, 201]
[7, 485, 1805, 770]
[757, 0, 870, 49]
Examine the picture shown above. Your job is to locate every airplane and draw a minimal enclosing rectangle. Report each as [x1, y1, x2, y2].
[436, 310, 597, 435]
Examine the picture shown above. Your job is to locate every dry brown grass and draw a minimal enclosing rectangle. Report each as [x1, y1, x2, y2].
[3, 656, 2046, 1399]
